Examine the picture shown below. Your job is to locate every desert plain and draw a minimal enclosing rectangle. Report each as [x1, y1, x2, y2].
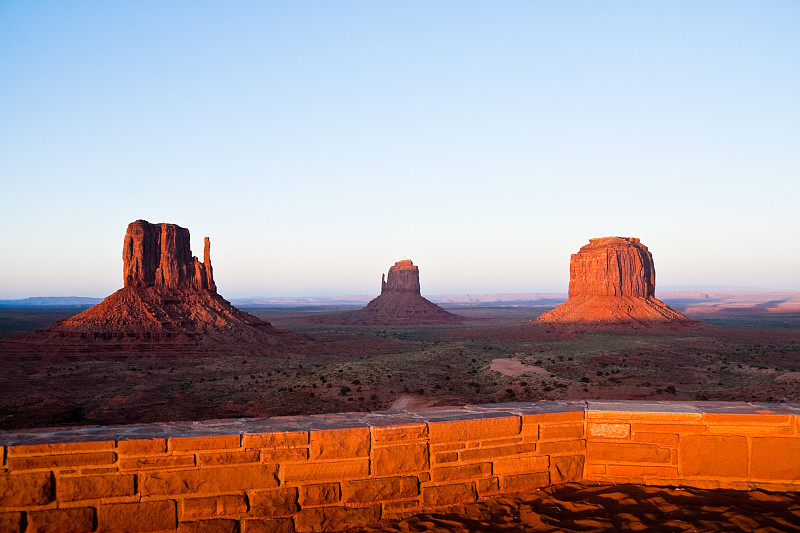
[1, 291, 799, 431]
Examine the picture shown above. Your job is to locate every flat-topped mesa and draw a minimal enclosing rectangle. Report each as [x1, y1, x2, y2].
[381, 259, 421, 295]
[568, 237, 655, 299]
[123, 220, 216, 291]
[538, 236, 691, 325]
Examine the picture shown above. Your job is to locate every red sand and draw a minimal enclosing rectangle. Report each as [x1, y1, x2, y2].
[352, 483, 800, 532]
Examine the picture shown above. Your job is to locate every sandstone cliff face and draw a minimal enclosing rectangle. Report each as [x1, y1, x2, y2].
[538, 237, 691, 325]
[568, 237, 654, 298]
[381, 260, 421, 295]
[123, 220, 215, 291]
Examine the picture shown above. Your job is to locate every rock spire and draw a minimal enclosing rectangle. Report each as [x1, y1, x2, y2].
[123, 220, 215, 291]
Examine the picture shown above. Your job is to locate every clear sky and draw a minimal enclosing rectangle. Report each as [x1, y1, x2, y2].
[1, 1, 798, 299]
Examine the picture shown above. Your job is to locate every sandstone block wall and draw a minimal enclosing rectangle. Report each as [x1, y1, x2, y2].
[1, 401, 798, 532]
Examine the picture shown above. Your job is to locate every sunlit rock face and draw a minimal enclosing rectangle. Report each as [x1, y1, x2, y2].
[381, 259, 421, 295]
[123, 220, 215, 291]
[46, 220, 304, 347]
[538, 237, 691, 325]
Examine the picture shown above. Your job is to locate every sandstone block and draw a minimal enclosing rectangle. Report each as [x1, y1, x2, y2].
[342, 476, 418, 503]
[242, 432, 308, 449]
[241, 518, 293, 533]
[679, 435, 748, 478]
[27, 507, 94, 533]
[608, 465, 679, 478]
[587, 442, 669, 463]
[8, 441, 114, 456]
[501, 472, 550, 491]
[0, 472, 53, 506]
[299, 483, 340, 506]
[179, 519, 239, 533]
[8, 451, 116, 470]
[477, 477, 500, 494]
[372, 443, 428, 475]
[588, 423, 630, 439]
[633, 432, 680, 445]
[168, 435, 240, 452]
[250, 488, 298, 517]
[751, 437, 800, 481]
[493, 455, 549, 475]
[428, 416, 520, 443]
[0, 513, 21, 533]
[282, 459, 368, 483]
[182, 494, 248, 520]
[294, 505, 381, 532]
[116, 438, 166, 455]
[431, 463, 491, 482]
[538, 440, 585, 455]
[119, 454, 195, 471]
[422, 482, 477, 507]
[197, 450, 260, 467]
[141, 464, 278, 495]
[550, 455, 585, 484]
[97, 500, 177, 532]
[310, 427, 369, 460]
[539, 424, 585, 440]
[460, 443, 537, 463]
[523, 411, 586, 425]
[372, 423, 428, 443]
[58, 473, 135, 502]
[260, 448, 309, 463]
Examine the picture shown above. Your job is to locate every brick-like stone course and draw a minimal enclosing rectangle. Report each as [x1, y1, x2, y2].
[0, 401, 798, 533]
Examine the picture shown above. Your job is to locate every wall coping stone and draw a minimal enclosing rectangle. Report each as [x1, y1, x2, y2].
[1, 400, 798, 447]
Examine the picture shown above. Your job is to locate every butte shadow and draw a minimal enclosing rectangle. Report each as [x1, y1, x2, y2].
[536, 237, 695, 329]
[311, 260, 463, 326]
[5, 220, 311, 356]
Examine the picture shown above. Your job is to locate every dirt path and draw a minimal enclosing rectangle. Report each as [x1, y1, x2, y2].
[490, 358, 551, 378]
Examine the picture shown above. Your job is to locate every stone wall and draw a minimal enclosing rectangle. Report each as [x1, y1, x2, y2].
[1, 401, 798, 532]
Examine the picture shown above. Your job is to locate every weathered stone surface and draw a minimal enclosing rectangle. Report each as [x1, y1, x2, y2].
[538, 237, 691, 324]
[27, 508, 94, 533]
[141, 464, 278, 495]
[294, 505, 381, 532]
[372, 443, 429, 475]
[96, 500, 176, 532]
[422, 481, 477, 506]
[0, 472, 53, 506]
[300, 483, 341, 506]
[750, 437, 800, 481]
[679, 436, 748, 477]
[251, 488, 299, 517]
[123, 220, 215, 290]
[57, 473, 135, 502]
[182, 494, 248, 519]
[341, 476, 419, 503]
[550, 455, 585, 484]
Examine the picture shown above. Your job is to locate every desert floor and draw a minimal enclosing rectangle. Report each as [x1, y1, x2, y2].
[1, 305, 799, 430]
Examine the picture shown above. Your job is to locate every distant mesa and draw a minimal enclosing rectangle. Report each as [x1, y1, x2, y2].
[537, 237, 692, 326]
[314, 260, 462, 325]
[45, 220, 305, 347]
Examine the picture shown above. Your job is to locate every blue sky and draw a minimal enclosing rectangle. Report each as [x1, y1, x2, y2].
[1, 1, 798, 298]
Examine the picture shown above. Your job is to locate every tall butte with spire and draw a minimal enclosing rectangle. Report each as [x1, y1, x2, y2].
[318, 259, 462, 325]
[537, 237, 691, 325]
[48, 220, 304, 347]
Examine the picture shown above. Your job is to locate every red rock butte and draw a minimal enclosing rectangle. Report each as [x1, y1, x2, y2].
[315, 260, 462, 325]
[537, 237, 691, 325]
[46, 220, 304, 347]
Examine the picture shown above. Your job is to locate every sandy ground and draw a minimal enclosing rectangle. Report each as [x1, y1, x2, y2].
[351, 483, 800, 532]
[491, 358, 552, 377]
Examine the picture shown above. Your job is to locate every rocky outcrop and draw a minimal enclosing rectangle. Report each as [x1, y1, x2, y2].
[313, 260, 462, 325]
[381, 260, 421, 294]
[537, 237, 691, 325]
[123, 220, 215, 291]
[45, 220, 306, 349]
